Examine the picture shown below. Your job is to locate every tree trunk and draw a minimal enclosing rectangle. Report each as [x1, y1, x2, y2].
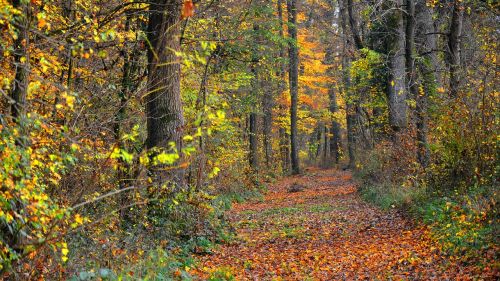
[287, 0, 300, 175]
[329, 87, 341, 164]
[386, 0, 407, 133]
[325, 0, 341, 165]
[346, 0, 363, 50]
[262, 88, 273, 168]
[53, 0, 73, 120]
[249, 23, 260, 172]
[316, 123, 325, 161]
[324, 126, 330, 166]
[317, 124, 330, 167]
[277, 0, 290, 173]
[146, 0, 185, 185]
[414, 0, 437, 168]
[339, 0, 356, 168]
[415, 0, 439, 85]
[249, 112, 259, 171]
[448, 0, 463, 98]
[115, 12, 134, 222]
[10, 0, 29, 122]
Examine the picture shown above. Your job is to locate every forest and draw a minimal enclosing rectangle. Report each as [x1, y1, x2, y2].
[0, 0, 498, 279]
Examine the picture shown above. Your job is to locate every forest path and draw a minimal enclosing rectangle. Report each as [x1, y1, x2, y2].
[194, 168, 470, 280]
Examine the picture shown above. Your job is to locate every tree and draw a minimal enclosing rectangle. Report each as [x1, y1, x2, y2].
[287, 0, 300, 174]
[448, 0, 463, 98]
[277, 0, 290, 173]
[386, 0, 408, 134]
[146, 0, 186, 185]
[413, 0, 437, 168]
[249, 23, 260, 172]
[10, 0, 29, 122]
[339, 0, 356, 168]
[325, 1, 341, 164]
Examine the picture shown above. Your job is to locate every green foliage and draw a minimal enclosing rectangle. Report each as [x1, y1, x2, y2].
[357, 146, 498, 261]
[0, 117, 77, 271]
[349, 48, 389, 132]
[359, 182, 426, 211]
[115, 247, 194, 280]
[417, 186, 497, 259]
[208, 266, 235, 281]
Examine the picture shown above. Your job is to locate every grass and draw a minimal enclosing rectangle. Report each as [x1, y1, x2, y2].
[356, 169, 497, 262]
[269, 226, 308, 239]
[358, 182, 426, 210]
[240, 203, 340, 217]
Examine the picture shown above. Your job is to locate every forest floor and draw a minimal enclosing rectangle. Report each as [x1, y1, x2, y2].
[193, 168, 491, 280]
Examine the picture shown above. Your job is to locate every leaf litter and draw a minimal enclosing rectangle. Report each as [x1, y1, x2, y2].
[193, 168, 498, 280]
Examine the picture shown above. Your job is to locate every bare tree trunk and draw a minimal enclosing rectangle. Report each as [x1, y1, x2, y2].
[317, 124, 330, 167]
[329, 88, 341, 164]
[346, 0, 363, 50]
[277, 0, 290, 173]
[317, 123, 325, 162]
[324, 126, 330, 166]
[448, 0, 463, 98]
[193, 54, 210, 189]
[415, 0, 439, 85]
[249, 112, 259, 171]
[414, 0, 436, 168]
[115, 12, 134, 222]
[287, 0, 300, 174]
[249, 23, 260, 172]
[326, 0, 342, 165]
[262, 89, 273, 168]
[10, 0, 30, 122]
[339, 0, 356, 168]
[146, 0, 185, 186]
[386, 0, 407, 133]
[53, 0, 73, 120]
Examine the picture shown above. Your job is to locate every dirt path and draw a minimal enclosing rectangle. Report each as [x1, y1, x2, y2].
[194, 168, 483, 280]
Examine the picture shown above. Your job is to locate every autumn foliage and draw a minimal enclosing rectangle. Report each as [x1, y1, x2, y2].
[0, 0, 498, 279]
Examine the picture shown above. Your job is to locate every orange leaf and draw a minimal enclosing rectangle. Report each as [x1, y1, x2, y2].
[181, 0, 195, 19]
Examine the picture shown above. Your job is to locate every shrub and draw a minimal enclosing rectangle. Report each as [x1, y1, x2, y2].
[0, 118, 79, 276]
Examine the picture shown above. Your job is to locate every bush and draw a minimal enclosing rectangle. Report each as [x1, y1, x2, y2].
[417, 185, 497, 260]
[0, 117, 79, 276]
[356, 143, 498, 262]
[359, 182, 426, 211]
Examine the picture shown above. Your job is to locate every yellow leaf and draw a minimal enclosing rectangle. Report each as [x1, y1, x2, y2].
[74, 214, 83, 225]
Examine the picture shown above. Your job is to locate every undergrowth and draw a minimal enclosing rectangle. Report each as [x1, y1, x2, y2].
[67, 177, 266, 280]
[355, 146, 498, 264]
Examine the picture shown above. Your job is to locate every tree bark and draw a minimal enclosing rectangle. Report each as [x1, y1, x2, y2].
[448, 0, 463, 98]
[53, 0, 74, 120]
[249, 112, 259, 171]
[262, 88, 273, 168]
[414, 0, 435, 168]
[115, 11, 134, 222]
[339, 0, 356, 168]
[277, 0, 290, 173]
[10, 0, 29, 122]
[248, 23, 260, 172]
[146, 0, 185, 185]
[328, 87, 341, 164]
[259, 21, 272, 169]
[386, 0, 407, 133]
[346, 0, 363, 50]
[326, 0, 342, 165]
[415, 0, 439, 85]
[287, 0, 300, 174]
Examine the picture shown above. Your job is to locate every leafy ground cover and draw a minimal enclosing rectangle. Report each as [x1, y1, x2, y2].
[193, 168, 498, 280]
